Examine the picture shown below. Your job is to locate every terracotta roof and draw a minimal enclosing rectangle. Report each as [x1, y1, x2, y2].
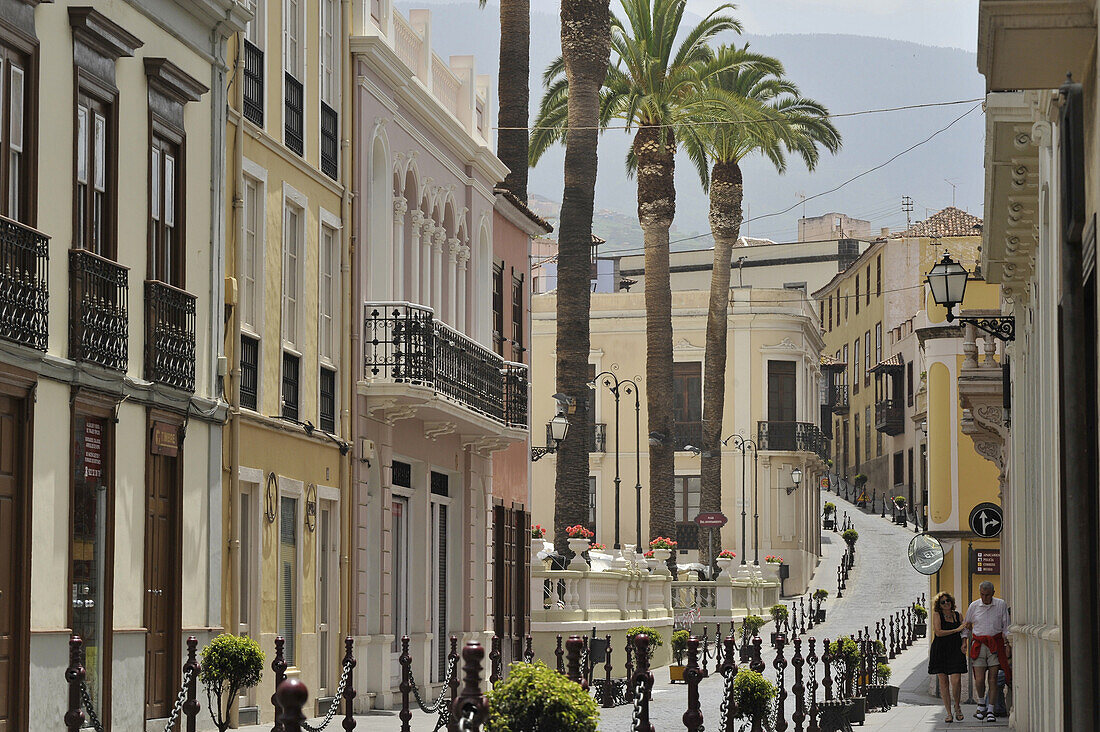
[820, 354, 847, 369]
[870, 352, 905, 373]
[494, 187, 554, 233]
[890, 206, 982, 239]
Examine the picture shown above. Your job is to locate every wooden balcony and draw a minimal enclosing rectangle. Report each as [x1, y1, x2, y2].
[875, 399, 905, 436]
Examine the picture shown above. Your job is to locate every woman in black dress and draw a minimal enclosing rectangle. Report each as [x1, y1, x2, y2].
[928, 591, 968, 722]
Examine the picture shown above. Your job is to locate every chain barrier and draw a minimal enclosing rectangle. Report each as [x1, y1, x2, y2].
[409, 655, 455, 715]
[717, 664, 735, 732]
[300, 660, 353, 732]
[79, 680, 105, 732]
[629, 672, 648, 732]
[455, 704, 479, 732]
[158, 665, 194, 732]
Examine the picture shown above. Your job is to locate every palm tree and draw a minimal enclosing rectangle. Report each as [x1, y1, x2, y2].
[532, 0, 744, 547]
[481, 0, 532, 201]
[547, 0, 613, 555]
[687, 47, 841, 563]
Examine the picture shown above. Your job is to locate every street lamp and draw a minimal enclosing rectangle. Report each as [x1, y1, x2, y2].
[788, 467, 803, 495]
[925, 251, 1015, 341]
[589, 371, 640, 549]
[725, 435, 758, 566]
[531, 411, 571, 461]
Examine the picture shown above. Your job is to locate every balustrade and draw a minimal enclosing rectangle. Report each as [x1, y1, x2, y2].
[69, 249, 128, 371]
[0, 215, 48, 351]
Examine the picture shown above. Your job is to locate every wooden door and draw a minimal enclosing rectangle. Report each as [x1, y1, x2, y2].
[767, 360, 797, 423]
[144, 450, 179, 719]
[0, 394, 25, 731]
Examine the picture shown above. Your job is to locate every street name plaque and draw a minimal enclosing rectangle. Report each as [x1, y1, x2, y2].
[694, 512, 728, 528]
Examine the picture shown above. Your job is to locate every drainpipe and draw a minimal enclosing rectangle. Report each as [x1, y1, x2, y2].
[340, 0, 355, 642]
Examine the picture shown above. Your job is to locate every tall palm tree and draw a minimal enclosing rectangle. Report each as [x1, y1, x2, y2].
[481, 0, 531, 201]
[687, 47, 841, 563]
[547, 0, 612, 555]
[532, 0, 743, 548]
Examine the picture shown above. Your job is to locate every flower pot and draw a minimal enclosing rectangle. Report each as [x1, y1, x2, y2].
[914, 622, 927, 638]
[865, 685, 889, 712]
[716, 556, 735, 578]
[886, 685, 899, 706]
[762, 563, 781, 582]
[816, 609, 827, 623]
[669, 664, 685, 683]
[846, 696, 867, 724]
[567, 538, 591, 570]
[645, 558, 658, 572]
[651, 547, 672, 575]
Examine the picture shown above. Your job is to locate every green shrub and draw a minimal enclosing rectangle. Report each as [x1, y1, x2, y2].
[827, 636, 861, 684]
[876, 662, 892, 683]
[671, 630, 690, 664]
[853, 473, 868, 486]
[842, 528, 859, 545]
[732, 669, 777, 726]
[813, 588, 829, 601]
[742, 615, 766, 636]
[823, 502, 836, 515]
[200, 634, 265, 732]
[912, 603, 928, 621]
[626, 626, 663, 662]
[487, 662, 598, 732]
[873, 640, 887, 656]
[769, 604, 789, 623]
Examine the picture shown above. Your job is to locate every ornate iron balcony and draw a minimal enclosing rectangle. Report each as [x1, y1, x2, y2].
[284, 72, 304, 156]
[242, 40, 264, 126]
[144, 280, 196, 391]
[363, 303, 527, 428]
[875, 399, 905, 436]
[69, 249, 128, 372]
[757, 420, 829, 459]
[0, 215, 49, 350]
[320, 102, 338, 180]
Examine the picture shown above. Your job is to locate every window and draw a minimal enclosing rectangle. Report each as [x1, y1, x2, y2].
[784, 282, 806, 294]
[1, 44, 30, 221]
[282, 202, 302, 348]
[767, 360, 797, 422]
[819, 301, 824, 328]
[246, 0, 265, 48]
[150, 135, 182, 285]
[242, 0, 265, 128]
[278, 495, 298, 665]
[319, 0, 337, 105]
[855, 274, 860, 314]
[876, 255, 881, 296]
[282, 351, 299, 420]
[835, 291, 840, 326]
[588, 476, 597, 534]
[319, 224, 337, 364]
[864, 330, 871, 387]
[864, 406, 871, 461]
[853, 413, 860, 469]
[492, 262, 504, 355]
[319, 366, 335, 433]
[282, 0, 300, 77]
[827, 299, 832, 331]
[511, 273, 524, 362]
[240, 334, 259, 410]
[852, 338, 859, 395]
[893, 452, 904, 485]
[242, 176, 263, 333]
[842, 344, 848, 385]
[75, 93, 112, 256]
[843, 287, 848, 319]
[672, 362, 702, 450]
[866, 264, 871, 305]
[875, 323, 882, 366]
[906, 362, 914, 407]
[674, 475, 700, 550]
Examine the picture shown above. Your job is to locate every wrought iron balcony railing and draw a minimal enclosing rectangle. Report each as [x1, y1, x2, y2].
[0, 215, 49, 350]
[875, 399, 905, 436]
[69, 249, 128, 372]
[320, 102, 338, 180]
[363, 303, 528, 429]
[284, 72, 304, 156]
[830, 383, 849, 414]
[544, 421, 606, 453]
[242, 40, 264, 126]
[144, 280, 196, 391]
[757, 420, 829, 460]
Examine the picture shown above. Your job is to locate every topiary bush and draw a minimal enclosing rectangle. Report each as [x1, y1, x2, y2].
[769, 604, 789, 624]
[912, 603, 928, 621]
[671, 630, 690, 665]
[823, 502, 836, 515]
[876, 662, 892, 683]
[842, 528, 859, 545]
[200, 634, 265, 732]
[487, 661, 598, 732]
[732, 669, 777, 728]
[741, 614, 766, 637]
[813, 588, 829, 601]
[626, 626, 663, 662]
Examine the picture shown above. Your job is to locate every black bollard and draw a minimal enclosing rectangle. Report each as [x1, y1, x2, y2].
[603, 635, 615, 709]
[65, 635, 86, 732]
[276, 679, 308, 732]
[272, 636, 287, 732]
[807, 638, 819, 732]
[751, 636, 765, 673]
[888, 617, 897, 659]
[791, 637, 806, 732]
[722, 633, 738, 677]
[342, 637, 357, 732]
[630, 635, 655, 732]
[774, 635, 788, 732]
[447, 636, 460, 732]
[624, 636, 635, 702]
[489, 635, 502, 686]
[700, 626, 710, 678]
[565, 636, 585, 689]
[714, 624, 723, 675]
[183, 636, 200, 732]
[555, 634, 564, 674]
[822, 637, 833, 701]
[524, 634, 534, 664]
[682, 637, 703, 732]
[836, 566, 843, 598]
[399, 636, 412, 732]
[452, 642, 489, 731]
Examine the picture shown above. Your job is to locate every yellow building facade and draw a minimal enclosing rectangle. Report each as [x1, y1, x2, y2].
[222, 0, 351, 720]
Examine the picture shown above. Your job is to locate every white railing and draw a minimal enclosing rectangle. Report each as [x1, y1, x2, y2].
[392, 12, 422, 75]
[431, 55, 461, 119]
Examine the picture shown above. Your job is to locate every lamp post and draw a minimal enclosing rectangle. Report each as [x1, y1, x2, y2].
[531, 409, 571, 462]
[590, 371, 629, 549]
[925, 251, 1015, 341]
[725, 435, 757, 568]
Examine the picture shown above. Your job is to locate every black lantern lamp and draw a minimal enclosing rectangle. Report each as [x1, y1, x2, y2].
[788, 467, 803, 495]
[532, 412, 570, 461]
[925, 251, 1015, 341]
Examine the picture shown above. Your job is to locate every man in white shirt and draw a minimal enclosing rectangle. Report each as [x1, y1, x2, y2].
[962, 581, 1011, 722]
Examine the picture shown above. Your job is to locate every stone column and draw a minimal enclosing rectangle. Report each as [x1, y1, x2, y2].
[421, 222, 435, 311]
[431, 227, 445, 317]
[408, 210, 424, 302]
[392, 196, 407, 301]
[456, 243, 470, 333]
[446, 237, 461, 326]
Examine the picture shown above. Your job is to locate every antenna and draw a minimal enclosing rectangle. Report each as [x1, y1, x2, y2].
[797, 192, 807, 218]
[944, 178, 958, 207]
[901, 195, 913, 231]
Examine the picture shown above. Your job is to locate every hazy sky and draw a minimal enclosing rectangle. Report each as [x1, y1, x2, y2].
[524, 0, 979, 52]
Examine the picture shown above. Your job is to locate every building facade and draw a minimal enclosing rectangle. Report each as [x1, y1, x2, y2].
[222, 0, 351, 721]
[530, 288, 828, 595]
[0, 0, 245, 728]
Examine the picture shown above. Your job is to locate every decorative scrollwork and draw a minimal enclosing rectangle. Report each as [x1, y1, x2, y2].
[264, 471, 277, 523]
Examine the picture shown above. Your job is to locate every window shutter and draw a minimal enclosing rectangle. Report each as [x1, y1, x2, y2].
[436, 503, 448, 679]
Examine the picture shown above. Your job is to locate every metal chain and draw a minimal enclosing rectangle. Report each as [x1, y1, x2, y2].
[455, 705, 479, 732]
[628, 672, 650, 732]
[717, 666, 734, 732]
[301, 661, 353, 732]
[162, 666, 194, 732]
[410, 656, 456, 715]
[79, 681, 105, 732]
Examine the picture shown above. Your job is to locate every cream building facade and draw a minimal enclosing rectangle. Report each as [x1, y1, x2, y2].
[0, 0, 245, 729]
[530, 288, 828, 596]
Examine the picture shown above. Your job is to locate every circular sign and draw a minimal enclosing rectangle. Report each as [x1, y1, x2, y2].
[908, 534, 945, 575]
[968, 502, 1003, 539]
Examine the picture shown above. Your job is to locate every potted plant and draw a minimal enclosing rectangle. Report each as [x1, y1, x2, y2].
[761, 555, 783, 582]
[740, 614, 766, 657]
[823, 502, 837, 530]
[912, 603, 928, 637]
[827, 636, 866, 724]
[648, 536, 677, 576]
[565, 525, 594, 570]
[669, 629, 690, 682]
[769, 604, 789, 645]
[487, 661, 598, 732]
[873, 639, 888, 663]
[880, 662, 899, 706]
[530, 523, 551, 567]
[642, 549, 657, 572]
[731, 669, 777, 732]
[813, 589, 829, 622]
[201, 634, 265, 732]
[626, 626, 663, 664]
[842, 528, 859, 559]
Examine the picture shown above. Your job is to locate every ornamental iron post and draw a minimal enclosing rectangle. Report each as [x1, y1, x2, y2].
[775, 635, 788, 731]
[399, 637, 412, 732]
[65, 635, 85, 732]
[447, 636, 460, 732]
[807, 638, 819, 732]
[276, 679, 307, 732]
[555, 634, 564, 674]
[272, 636, 287, 732]
[342, 637, 357, 732]
[631, 635, 655, 732]
[822, 638, 833, 701]
[624, 635, 635, 702]
[183, 636, 200, 732]
[524, 634, 533, 663]
[453, 642, 489, 731]
[792, 637, 806, 732]
[751, 636, 766, 673]
[682, 637, 703, 732]
[700, 625, 710, 678]
[489, 635, 501, 686]
[603, 635, 615, 709]
[565, 635, 585, 689]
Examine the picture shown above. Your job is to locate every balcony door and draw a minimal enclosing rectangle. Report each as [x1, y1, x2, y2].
[237, 479, 260, 719]
[149, 134, 183, 287]
[0, 391, 28, 731]
[316, 495, 339, 699]
[389, 493, 409, 685]
[767, 361, 797, 422]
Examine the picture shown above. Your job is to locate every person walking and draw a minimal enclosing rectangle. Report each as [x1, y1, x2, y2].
[927, 592, 968, 723]
[962, 581, 1011, 722]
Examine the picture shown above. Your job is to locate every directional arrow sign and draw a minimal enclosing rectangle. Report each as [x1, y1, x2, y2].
[968, 502, 1003, 539]
[695, 512, 728, 528]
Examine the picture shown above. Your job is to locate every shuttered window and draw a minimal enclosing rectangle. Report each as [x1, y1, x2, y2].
[279, 495, 298, 665]
[433, 501, 448, 680]
[1, 47, 30, 221]
[242, 177, 262, 333]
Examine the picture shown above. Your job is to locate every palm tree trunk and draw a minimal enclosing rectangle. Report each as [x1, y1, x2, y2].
[497, 0, 530, 201]
[635, 124, 677, 549]
[553, 0, 611, 556]
[700, 160, 743, 566]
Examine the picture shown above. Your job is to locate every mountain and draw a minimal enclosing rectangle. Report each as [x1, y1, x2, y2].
[397, 2, 986, 252]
